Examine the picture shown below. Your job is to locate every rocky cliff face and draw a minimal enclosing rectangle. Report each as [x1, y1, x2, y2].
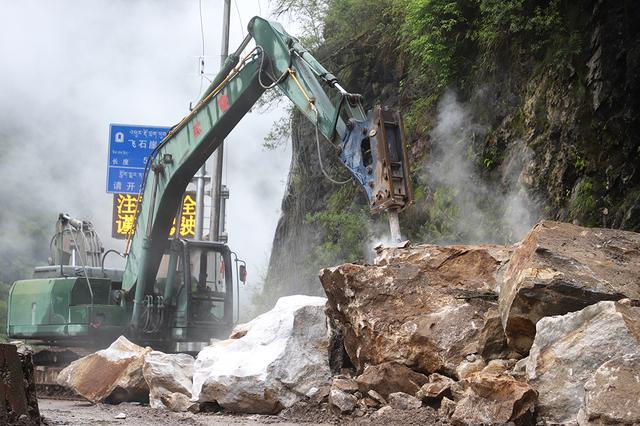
[262, 112, 354, 300]
[262, 0, 640, 301]
[486, 0, 640, 229]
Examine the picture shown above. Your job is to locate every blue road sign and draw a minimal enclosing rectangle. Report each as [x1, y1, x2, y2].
[106, 124, 171, 194]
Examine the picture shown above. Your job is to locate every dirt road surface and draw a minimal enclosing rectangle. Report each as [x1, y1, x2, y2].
[39, 398, 449, 425]
[39, 399, 302, 426]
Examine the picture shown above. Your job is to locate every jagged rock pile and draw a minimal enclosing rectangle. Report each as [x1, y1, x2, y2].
[319, 220, 640, 425]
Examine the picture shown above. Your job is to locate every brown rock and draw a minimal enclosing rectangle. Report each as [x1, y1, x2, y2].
[331, 377, 359, 394]
[439, 397, 456, 417]
[455, 355, 485, 380]
[579, 353, 640, 425]
[228, 322, 249, 339]
[320, 244, 512, 374]
[367, 389, 387, 406]
[328, 388, 357, 414]
[451, 372, 536, 425]
[416, 373, 455, 401]
[481, 359, 516, 375]
[373, 405, 394, 417]
[355, 362, 428, 398]
[353, 407, 365, 417]
[160, 392, 199, 413]
[388, 392, 422, 410]
[448, 381, 465, 402]
[475, 309, 512, 360]
[362, 397, 380, 409]
[57, 336, 151, 403]
[327, 314, 350, 374]
[500, 221, 640, 354]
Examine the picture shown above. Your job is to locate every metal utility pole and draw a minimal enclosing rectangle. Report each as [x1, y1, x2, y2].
[209, 0, 231, 242]
[194, 165, 207, 240]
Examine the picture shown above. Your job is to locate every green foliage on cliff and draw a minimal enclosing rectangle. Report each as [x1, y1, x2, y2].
[306, 185, 370, 265]
[320, 0, 563, 90]
[570, 180, 598, 227]
[418, 186, 460, 241]
[475, 0, 561, 58]
[404, 0, 473, 88]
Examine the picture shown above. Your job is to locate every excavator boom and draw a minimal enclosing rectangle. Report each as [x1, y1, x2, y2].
[117, 16, 412, 331]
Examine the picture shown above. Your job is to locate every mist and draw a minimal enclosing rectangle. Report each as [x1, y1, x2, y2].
[0, 0, 290, 312]
[424, 91, 539, 244]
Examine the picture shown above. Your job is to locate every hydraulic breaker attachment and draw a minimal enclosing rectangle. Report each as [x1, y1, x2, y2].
[340, 107, 414, 241]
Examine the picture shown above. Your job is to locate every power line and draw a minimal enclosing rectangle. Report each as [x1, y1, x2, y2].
[234, 0, 245, 38]
[192, 0, 207, 106]
[198, 0, 205, 57]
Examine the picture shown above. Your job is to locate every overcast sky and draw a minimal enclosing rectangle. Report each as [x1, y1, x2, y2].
[0, 1, 293, 304]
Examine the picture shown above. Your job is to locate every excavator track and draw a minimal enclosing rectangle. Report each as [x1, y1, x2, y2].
[29, 345, 90, 401]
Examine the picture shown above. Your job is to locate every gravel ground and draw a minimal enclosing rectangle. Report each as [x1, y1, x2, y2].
[39, 400, 295, 426]
[39, 399, 450, 425]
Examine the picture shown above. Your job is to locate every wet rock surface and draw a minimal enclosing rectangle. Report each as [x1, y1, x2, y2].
[500, 221, 640, 353]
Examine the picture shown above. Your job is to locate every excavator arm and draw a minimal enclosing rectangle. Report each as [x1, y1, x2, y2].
[123, 17, 412, 331]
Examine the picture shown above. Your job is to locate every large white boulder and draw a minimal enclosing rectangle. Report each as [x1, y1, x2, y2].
[525, 300, 640, 424]
[191, 295, 331, 413]
[142, 351, 194, 410]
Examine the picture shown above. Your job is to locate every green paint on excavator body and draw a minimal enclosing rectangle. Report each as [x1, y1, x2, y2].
[6, 277, 127, 341]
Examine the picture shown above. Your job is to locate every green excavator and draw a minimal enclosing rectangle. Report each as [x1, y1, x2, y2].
[5, 16, 413, 385]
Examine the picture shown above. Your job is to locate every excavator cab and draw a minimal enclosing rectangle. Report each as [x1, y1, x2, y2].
[151, 239, 236, 351]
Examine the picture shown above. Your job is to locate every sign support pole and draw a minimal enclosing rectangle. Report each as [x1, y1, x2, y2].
[194, 164, 206, 240]
[209, 0, 231, 242]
